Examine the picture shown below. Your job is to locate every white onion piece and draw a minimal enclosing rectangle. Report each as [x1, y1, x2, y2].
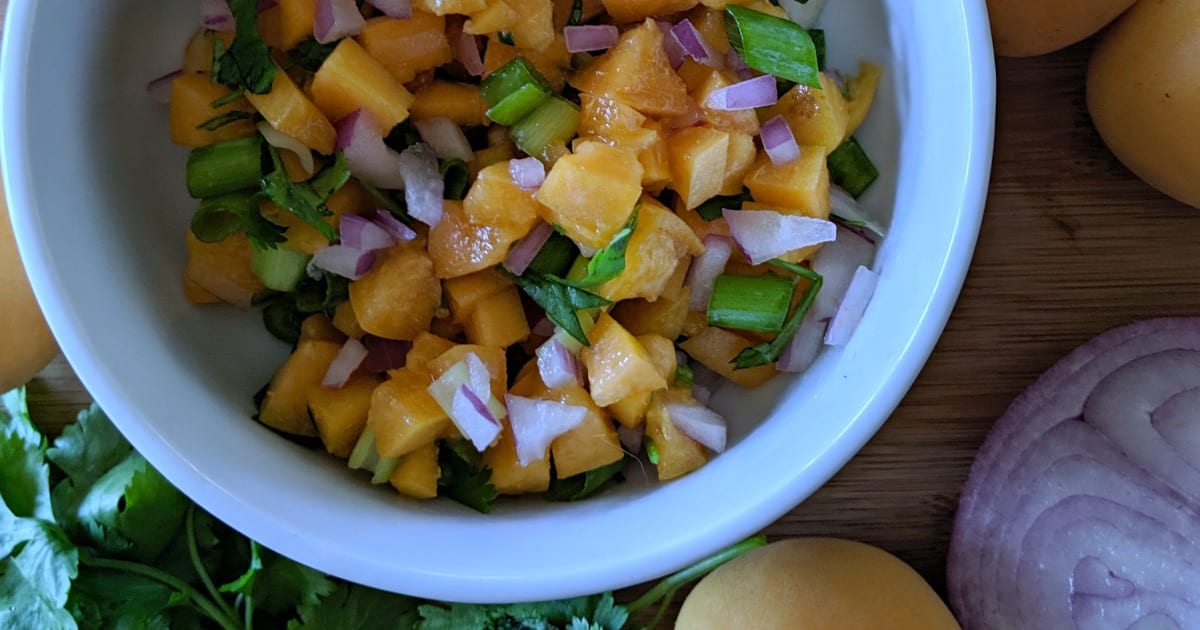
[686, 235, 734, 311]
[779, 0, 828, 28]
[414, 117, 474, 163]
[508, 157, 546, 191]
[310, 245, 377, 280]
[450, 385, 502, 452]
[369, 0, 412, 18]
[706, 74, 778, 111]
[147, 69, 180, 105]
[824, 265, 878, 346]
[336, 110, 406, 189]
[564, 25, 619, 52]
[504, 221, 553, 276]
[397, 143, 444, 227]
[340, 214, 395, 251]
[372, 210, 417, 242]
[666, 404, 727, 453]
[257, 121, 315, 177]
[670, 19, 721, 68]
[200, 0, 235, 30]
[536, 338, 583, 390]
[455, 32, 485, 77]
[723, 208, 836, 265]
[658, 21, 685, 69]
[505, 395, 589, 467]
[322, 337, 368, 388]
[315, 0, 366, 44]
[830, 184, 887, 237]
[759, 115, 800, 166]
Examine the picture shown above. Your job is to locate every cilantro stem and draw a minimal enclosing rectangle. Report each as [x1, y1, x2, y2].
[186, 505, 240, 624]
[625, 535, 768, 626]
[79, 554, 243, 630]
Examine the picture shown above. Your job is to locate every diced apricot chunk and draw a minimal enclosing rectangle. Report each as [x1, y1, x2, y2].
[310, 38, 415, 131]
[535, 141, 643, 251]
[571, 19, 691, 117]
[582, 314, 667, 407]
[349, 242, 441, 340]
[357, 13, 452, 84]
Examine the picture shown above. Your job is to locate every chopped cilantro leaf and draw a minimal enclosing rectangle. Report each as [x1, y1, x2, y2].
[437, 439, 498, 514]
[546, 457, 629, 502]
[290, 582, 420, 630]
[196, 111, 255, 132]
[440, 158, 471, 201]
[213, 0, 278, 94]
[568, 0, 585, 25]
[510, 272, 612, 346]
[290, 37, 337, 73]
[571, 209, 638, 288]
[694, 190, 750, 222]
[260, 145, 337, 242]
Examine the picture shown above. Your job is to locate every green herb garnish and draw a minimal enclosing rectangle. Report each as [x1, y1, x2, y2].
[827, 137, 879, 198]
[731, 260, 823, 369]
[436, 439, 498, 514]
[212, 0, 278, 95]
[195, 110, 254, 132]
[260, 145, 337, 242]
[510, 272, 612, 346]
[291, 37, 337, 73]
[545, 457, 629, 502]
[571, 208, 638, 288]
[695, 190, 751, 222]
[441, 158, 471, 201]
[724, 5, 821, 88]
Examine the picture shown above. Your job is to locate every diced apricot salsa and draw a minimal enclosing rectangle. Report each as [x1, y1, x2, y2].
[171, 0, 882, 511]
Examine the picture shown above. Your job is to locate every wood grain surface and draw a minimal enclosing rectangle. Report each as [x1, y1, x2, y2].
[8, 1, 1200, 608]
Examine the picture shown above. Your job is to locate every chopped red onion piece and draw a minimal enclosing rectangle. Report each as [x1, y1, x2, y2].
[506, 395, 589, 467]
[759, 115, 800, 166]
[398, 143, 445, 227]
[147, 69, 181, 105]
[322, 337, 368, 388]
[504, 221, 553, 276]
[369, 0, 412, 18]
[618, 424, 644, 454]
[723, 208, 837, 265]
[372, 210, 417, 242]
[532, 316, 556, 338]
[824, 265, 879, 346]
[686, 235, 734, 311]
[726, 49, 753, 80]
[340, 214, 396, 251]
[314, 0, 366, 44]
[200, 0, 235, 30]
[508, 157, 546, 191]
[414, 117, 474, 163]
[707, 74, 778, 111]
[311, 245, 378, 280]
[564, 25, 619, 53]
[536, 338, 583, 390]
[658, 20, 685, 69]
[451, 385, 502, 452]
[670, 19, 721, 68]
[464, 352, 493, 401]
[361, 335, 411, 373]
[336, 110, 406, 189]
[258, 121, 316, 177]
[666, 403, 727, 453]
[455, 32, 485, 77]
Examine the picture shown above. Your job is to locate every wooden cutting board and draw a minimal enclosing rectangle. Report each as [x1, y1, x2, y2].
[9, 3, 1200, 600]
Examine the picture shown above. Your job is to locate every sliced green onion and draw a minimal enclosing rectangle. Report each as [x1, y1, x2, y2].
[190, 192, 258, 243]
[707, 273, 797, 333]
[731, 260, 823, 370]
[480, 57, 553, 119]
[186, 136, 264, 199]
[487, 83, 553, 126]
[675, 363, 695, 389]
[510, 96, 580, 159]
[827, 137, 879, 198]
[645, 437, 660, 465]
[526, 230, 578, 277]
[309, 151, 351, 200]
[347, 427, 398, 484]
[724, 5, 821, 88]
[809, 28, 827, 71]
[251, 244, 310, 292]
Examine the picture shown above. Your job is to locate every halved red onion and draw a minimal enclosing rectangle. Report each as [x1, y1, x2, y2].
[310, 245, 377, 280]
[666, 403, 727, 453]
[536, 338, 583, 390]
[369, 0, 412, 18]
[147, 69, 181, 105]
[504, 221, 553, 276]
[451, 385, 502, 452]
[258, 121, 316, 177]
[564, 25, 619, 52]
[824, 265, 878, 346]
[414, 117, 474, 163]
[707, 74, 778, 111]
[830, 184, 887, 237]
[336, 109, 406, 189]
[315, 0, 366, 44]
[397, 143, 445, 227]
[200, 0, 235, 30]
[686, 235, 734, 311]
[322, 337, 368, 388]
[509, 157, 546, 191]
[372, 210, 417, 242]
[361, 335, 411, 373]
[505, 395, 589, 467]
[759, 115, 800, 166]
[455, 32, 485, 77]
[658, 21, 685, 69]
[340, 214, 396, 251]
[723, 208, 836, 265]
[670, 19, 720, 68]
[948, 319, 1200, 629]
[618, 424, 644, 454]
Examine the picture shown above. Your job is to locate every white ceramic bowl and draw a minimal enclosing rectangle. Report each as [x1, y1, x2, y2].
[1, 0, 994, 603]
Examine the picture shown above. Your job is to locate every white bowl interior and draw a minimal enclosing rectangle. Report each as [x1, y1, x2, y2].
[2, 0, 994, 602]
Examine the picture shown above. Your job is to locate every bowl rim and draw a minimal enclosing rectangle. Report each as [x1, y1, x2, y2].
[2, 0, 995, 603]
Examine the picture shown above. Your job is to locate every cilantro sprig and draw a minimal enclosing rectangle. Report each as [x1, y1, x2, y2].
[510, 272, 612, 346]
[212, 0, 278, 95]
